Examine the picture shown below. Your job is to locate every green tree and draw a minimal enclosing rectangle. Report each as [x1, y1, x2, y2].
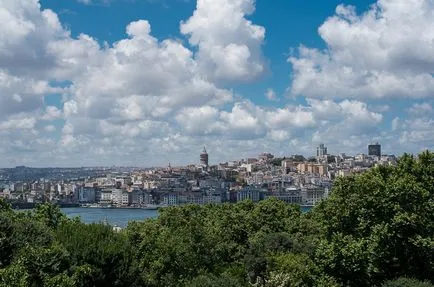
[34, 203, 68, 229]
[187, 273, 245, 287]
[313, 151, 434, 285]
[383, 278, 434, 287]
[55, 221, 139, 287]
[0, 211, 52, 268]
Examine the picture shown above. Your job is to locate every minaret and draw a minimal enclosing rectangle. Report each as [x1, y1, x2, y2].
[200, 147, 209, 167]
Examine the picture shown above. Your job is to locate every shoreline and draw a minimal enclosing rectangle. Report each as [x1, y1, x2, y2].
[12, 203, 314, 211]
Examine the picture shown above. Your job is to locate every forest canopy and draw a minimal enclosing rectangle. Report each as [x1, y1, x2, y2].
[0, 151, 433, 287]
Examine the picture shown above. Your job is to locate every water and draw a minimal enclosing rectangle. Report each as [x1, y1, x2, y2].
[61, 205, 313, 228]
[301, 205, 313, 213]
[61, 208, 159, 227]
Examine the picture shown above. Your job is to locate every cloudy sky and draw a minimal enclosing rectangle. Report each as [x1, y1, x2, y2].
[0, 0, 433, 167]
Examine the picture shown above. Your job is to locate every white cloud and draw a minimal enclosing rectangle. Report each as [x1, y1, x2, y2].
[0, 115, 36, 131]
[0, 71, 60, 119]
[392, 117, 400, 131]
[0, 0, 68, 78]
[76, 0, 110, 5]
[0, 0, 431, 167]
[399, 118, 434, 149]
[44, 125, 56, 132]
[309, 98, 383, 153]
[288, 0, 434, 99]
[41, 106, 62, 121]
[63, 19, 234, 138]
[265, 88, 278, 101]
[181, 0, 266, 82]
[175, 106, 221, 135]
[266, 107, 315, 129]
[408, 102, 433, 115]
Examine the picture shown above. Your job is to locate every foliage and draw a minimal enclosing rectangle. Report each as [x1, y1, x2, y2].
[55, 221, 140, 287]
[0, 151, 432, 287]
[187, 273, 244, 287]
[383, 278, 434, 287]
[34, 203, 68, 229]
[314, 150, 434, 286]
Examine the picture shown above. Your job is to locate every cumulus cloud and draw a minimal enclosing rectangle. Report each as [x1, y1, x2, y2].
[394, 101, 434, 151]
[0, 0, 431, 166]
[0, 0, 68, 78]
[63, 19, 234, 144]
[41, 106, 63, 121]
[175, 106, 221, 135]
[398, 117, 434, 150]
[0, 115, 36, 131]
[181, 0, 266, 82]
[288, 0, 434, 99]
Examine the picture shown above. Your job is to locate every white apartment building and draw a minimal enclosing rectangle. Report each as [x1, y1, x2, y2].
[111, 189, 123, 205]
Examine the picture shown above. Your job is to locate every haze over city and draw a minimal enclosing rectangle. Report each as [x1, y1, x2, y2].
[0, 0, 433, 167]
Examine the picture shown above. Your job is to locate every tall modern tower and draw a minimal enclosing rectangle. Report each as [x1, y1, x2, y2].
[368, 143, 381, 157]
[316, 144, 327, 157]
[200, 147, 209, 166]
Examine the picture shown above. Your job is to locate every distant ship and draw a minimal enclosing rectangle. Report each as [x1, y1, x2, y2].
[141, 204, 159, 210]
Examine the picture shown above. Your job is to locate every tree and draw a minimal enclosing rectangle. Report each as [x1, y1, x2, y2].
[383, 278, 434, 287]
[0, 211, 52, 268]
[313, 151, 434, 286]
[55, 221, 139, 287]
[186, 273, 244, 287]
[34, 203, 67, 229]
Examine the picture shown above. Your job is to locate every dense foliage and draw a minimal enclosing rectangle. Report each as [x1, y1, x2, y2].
[0, 151, 433, 287]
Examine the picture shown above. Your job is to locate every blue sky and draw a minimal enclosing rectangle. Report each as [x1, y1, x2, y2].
[0, 0, 432, 167]
[41, 0, 376, 105]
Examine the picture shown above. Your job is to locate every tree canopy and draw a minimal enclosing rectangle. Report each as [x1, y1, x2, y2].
[0, 150, 433, 287]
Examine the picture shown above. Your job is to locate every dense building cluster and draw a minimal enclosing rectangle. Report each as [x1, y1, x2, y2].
[0, 143, 397, 208]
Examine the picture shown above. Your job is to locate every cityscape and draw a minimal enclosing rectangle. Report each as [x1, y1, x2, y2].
[0, 142, 397, 209]
[0, 0, 433, 285]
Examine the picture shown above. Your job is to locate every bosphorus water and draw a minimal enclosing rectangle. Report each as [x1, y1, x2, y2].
[61, 205, 313, 227]
[61, 208, 159, 227]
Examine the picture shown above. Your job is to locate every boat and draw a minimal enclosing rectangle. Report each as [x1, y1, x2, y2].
[141, 204, 159, 210]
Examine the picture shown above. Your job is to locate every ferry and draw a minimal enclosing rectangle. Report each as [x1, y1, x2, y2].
[141, 204, 159, 210]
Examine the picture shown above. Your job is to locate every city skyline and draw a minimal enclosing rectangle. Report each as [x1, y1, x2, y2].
[0, 142, 409, 169]
[0, 0, 433, 167]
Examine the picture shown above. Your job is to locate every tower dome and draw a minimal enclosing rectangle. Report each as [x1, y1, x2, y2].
[200, 147, 209, 166]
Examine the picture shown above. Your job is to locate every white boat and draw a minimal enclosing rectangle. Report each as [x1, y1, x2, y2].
[141, 204, 159, 210]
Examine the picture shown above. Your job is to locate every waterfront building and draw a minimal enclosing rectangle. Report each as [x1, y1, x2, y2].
[131, 189, 153, 205]
[237, 188, 261, 202]
[163, 194, 178, 206]
[302, 186, 327, 206]
[121, 191, 132, 206]
[78, 187, 96, 203]
[111, 189, 123, 205]
[100, 191, 112, 203]
[266, 187, 302, 204]
[202, 194, 222, 204]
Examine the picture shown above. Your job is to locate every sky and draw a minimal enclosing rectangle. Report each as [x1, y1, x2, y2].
[0, 0, 433, 167]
